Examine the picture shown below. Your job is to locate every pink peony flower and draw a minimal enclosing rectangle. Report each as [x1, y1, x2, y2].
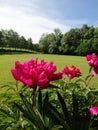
[86, 53, 98, 76]
[86, 53, 98, 67]
[93, 66, 98, 76]
[11, 58, 62, 89]
[89, 106, 98, 115]
[62, 65, 82, 79]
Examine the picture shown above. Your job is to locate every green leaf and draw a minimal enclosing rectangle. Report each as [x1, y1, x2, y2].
[47, 104, 71, 130]
[85, 74, 92, 81]
[0, 83, 17, 92]
[75, 78, 85, 84]
[38, 88, 42, 115]
[14, 102, 38, 126]
[80, 111, 91, 130]
[72, 92, 79, 130]
[0, 108, 14, 118]
[51, 125, 63, 130]
[19, 93, 37, 116]
[48, 83, 60, 89]
[43, 92, 49, 116]
[19, 93, 45, 130]
[43, 92, 53, 129]
[89, 66, 93, 74]
[14, 102, 27, 115]
[57, 91, 71, 126]
[14, 102, 42, 130]
[36, 109, 45, 126]
[0, 124, 10, 130]
[43, 92, 71, 130]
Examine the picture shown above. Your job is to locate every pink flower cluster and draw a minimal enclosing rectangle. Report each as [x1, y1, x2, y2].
[86, 53, 98, 76]
[11, 58, 82, 89]
[85, 53, 98, 116]
[11, 58, 62, 89]
[62, 65, 82, 79]
[89, 106, 98, 115]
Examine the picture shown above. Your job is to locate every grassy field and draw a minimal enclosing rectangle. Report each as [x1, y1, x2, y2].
[0, 53, 98, 88]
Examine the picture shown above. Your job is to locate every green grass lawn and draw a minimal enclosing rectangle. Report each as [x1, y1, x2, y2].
[0, 53, 98, 88]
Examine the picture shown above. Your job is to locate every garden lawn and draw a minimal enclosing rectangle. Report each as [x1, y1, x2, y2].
[0, 54, 98, 88]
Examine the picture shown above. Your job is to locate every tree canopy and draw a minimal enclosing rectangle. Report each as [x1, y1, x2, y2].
[39, 25, 98, 56]
[0, 25, 98, 56]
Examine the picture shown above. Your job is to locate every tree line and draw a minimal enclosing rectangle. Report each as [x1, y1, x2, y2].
[0, 24, 98, 56]
[0, 29, 39, 51]
[39, 25, 98, 56]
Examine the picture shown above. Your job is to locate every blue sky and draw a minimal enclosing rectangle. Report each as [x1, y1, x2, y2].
[0, 0, 98, 43]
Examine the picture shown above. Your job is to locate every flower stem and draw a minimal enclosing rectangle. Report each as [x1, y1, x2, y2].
[86, 75, 93, 86]
[31, 85, 37, 106]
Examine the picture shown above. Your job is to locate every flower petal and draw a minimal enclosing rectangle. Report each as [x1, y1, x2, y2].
[89, 106, 98, 115]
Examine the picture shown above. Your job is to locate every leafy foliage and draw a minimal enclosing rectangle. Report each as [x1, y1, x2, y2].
[0, 55, 98, 129]
[0, 79, 98, 129]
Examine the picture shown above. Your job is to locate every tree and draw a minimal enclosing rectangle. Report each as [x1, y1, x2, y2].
[48, 33, 56, 54]
[7, 29, 20, 49]
[39, 33, 50, 53]
[61, 28, 81, 55]
[84, 26, 94, 39]
[39, 29, 62, 54]
[0, 29, 20, 49]
[0, 31, 4, 48]
[1, 29, 9, 48]
[76, 39, 93, 56]
[92, 27, 98, 53]
[48, 29, 62, 54]
[80, 24, 90, 38]
[27, 38, 33, 50]
[33, 44, 40, 52]
[19, 36, 27, 49]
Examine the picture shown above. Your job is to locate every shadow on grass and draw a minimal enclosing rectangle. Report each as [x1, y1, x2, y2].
[0, 48, 39, 55]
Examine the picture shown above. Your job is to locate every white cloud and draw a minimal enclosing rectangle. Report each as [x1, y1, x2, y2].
[0, 6, 70, 43]
[0, 1, 88, 43]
